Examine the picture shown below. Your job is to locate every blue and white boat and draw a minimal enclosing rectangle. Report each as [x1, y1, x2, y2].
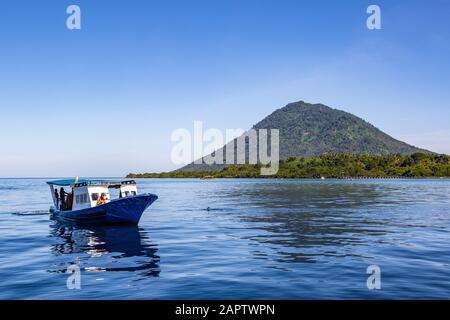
[47, 178, 158, 225]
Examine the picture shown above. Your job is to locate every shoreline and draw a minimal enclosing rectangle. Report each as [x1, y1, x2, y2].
[127, 176, 450, 180]
[127, 153, 450, 180]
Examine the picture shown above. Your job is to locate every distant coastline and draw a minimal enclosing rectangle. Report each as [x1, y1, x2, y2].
[127, 153, 450, 179]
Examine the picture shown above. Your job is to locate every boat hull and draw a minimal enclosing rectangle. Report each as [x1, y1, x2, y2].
[50, 193, 158, 225]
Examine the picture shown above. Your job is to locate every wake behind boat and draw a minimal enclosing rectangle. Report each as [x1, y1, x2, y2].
[47, 178, 158, 225]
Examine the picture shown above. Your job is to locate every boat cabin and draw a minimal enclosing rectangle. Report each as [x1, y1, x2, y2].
[47, 179, 139, 211]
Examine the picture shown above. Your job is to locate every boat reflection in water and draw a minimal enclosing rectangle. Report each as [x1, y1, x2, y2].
[48, 218, 160, 277]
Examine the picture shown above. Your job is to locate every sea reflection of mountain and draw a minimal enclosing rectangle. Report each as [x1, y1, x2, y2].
[48, 220, 160, 276]
[218, 181, 393, 263]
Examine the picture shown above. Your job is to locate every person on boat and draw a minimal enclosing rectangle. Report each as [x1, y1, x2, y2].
[66, 192, 73, 210]
[97, 193, 107, 206]
[59, 187, 67, 210]
[54, 189, 59, 209]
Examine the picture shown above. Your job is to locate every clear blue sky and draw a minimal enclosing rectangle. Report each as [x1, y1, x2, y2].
[1, 0, 449, 177]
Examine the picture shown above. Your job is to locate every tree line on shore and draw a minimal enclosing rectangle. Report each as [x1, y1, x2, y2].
[127, 153, 450, 179]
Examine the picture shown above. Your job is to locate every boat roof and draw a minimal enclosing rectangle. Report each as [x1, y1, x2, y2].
[47, 179, 136, 188]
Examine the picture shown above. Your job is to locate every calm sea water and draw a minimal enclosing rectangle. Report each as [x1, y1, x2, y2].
[1, 178, 450, 299]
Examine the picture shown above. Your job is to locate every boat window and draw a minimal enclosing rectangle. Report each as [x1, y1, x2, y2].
[91, 193, 99, 201]
[131, 191, 136, 196]
[75, 194, 89, 203]
[124, 191, 130, 197]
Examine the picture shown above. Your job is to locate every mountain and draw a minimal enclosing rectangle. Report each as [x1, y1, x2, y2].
[178, 100, 430, 172]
